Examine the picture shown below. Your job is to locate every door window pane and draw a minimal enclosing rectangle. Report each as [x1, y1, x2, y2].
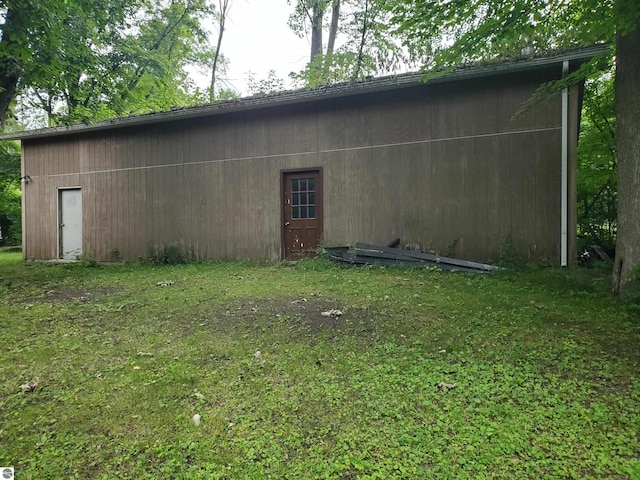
[290, 176, 317, 220]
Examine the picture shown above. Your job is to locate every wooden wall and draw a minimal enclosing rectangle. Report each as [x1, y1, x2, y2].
[21, 66, 579, 264]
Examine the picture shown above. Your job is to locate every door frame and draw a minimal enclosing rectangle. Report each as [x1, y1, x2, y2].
[280, 167, 323, 260]
[57, 186, 83, 260]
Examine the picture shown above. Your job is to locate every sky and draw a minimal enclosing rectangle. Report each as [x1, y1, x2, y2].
[204, 0, 312, 95]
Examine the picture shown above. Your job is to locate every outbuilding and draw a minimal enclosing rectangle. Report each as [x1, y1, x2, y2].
[2, 45, 607, 264]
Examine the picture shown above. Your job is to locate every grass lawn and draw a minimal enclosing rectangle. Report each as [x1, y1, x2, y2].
[0, 251, 638, 479]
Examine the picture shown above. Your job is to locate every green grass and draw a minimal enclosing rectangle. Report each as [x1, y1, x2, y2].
[0, 253, 638, 479]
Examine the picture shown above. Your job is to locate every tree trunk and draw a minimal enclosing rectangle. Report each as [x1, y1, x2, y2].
[310, 2, 324, 63]
[0, 7, 24, 130]
[326, 0, 340, 57]
[353, 0, 370, 80]
[210, 0, 230, 102]
[612, 18, 640, 294]
[0, 59, 21, 130]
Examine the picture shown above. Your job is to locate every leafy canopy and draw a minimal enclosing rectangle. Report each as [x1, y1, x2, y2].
[390, 0, 631, 67]
[0, 140, 21, 245]
[1, 0, 221, 128]
[288, 0, 412, 88]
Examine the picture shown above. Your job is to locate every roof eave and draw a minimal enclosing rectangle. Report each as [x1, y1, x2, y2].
[0, 44, 609, 142]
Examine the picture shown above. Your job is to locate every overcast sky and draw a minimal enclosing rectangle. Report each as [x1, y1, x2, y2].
[204, 0, 311, 95]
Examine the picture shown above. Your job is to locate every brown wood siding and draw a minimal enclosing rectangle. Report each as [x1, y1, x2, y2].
[21, 66, 575, 264]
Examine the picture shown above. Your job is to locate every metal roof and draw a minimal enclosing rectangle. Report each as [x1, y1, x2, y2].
[0, 44, 609, 141]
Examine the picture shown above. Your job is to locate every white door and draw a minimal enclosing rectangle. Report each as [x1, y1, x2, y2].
[60, 189, 83, 259]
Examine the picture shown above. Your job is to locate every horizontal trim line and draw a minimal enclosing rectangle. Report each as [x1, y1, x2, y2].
[29, 126, 561, 180]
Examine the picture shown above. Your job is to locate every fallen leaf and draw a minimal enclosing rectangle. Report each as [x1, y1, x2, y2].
[321, 309, 343, 317]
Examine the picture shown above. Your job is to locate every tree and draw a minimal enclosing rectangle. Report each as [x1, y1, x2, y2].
[1, 0, 217, 129]
[389, 0, 640, 294]
[612, 14, 640, 294]
[0, 0, 68, 128]
[288, 0, 408, 88]
[577, 73, 617, 249]
[288, 0, 341, 66]
[0, 140, 20, 244]
[108, 0, 213, 116]
[209, 0, 232, 102]
[246, 70, 286, 97]
[18, 0, 143, 124]
[338, 0, 407, 80]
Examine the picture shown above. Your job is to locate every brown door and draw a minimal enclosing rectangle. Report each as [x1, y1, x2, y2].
[282, 170, 323, 259]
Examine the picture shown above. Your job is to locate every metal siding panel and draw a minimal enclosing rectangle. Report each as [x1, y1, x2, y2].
[498, 134, 513, 249]
[520, 132, 538, 260]
[429, 140, 447, 254]
[466, 137, 490, 260]
[510, 131, 526, 258]
[420, 142, 435, 252]
[19, 67, 569, 263]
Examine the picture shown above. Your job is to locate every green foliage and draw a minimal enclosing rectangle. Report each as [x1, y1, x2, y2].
[289, 53, 357, 88]
[287, 0, 328, 38]
[293, 256, 338, 271]
[0, 140, 21, 245]
[497, 234, 526, 268]
[213, 87, 240, 101]
[246, 70, 286, 97]
[2, 0, 218, 128]
[390, 1, 626, 69]
[104, 0, 214, 117]
[75, 253, 99, 268]
[337, 0, 409, 76]
[146, 242, 197, 265]
[0, 254, 638, 477]
[577, 72, 617, 248]
[288, 0, 411, 88]
[0, 2, 57, 126]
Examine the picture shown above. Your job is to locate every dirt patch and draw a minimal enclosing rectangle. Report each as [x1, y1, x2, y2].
[212, 296, 377, 337]
[23, 287, 118, 304]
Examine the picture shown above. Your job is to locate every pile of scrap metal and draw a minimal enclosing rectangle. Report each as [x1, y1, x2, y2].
[326, 241, 499, 274]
